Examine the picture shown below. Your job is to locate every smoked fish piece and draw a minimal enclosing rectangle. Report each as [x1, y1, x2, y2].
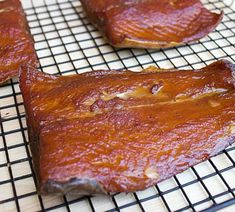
[0, 0, 37, 84]
[80, 0, 223, 48]
[20, 60, 235, 195]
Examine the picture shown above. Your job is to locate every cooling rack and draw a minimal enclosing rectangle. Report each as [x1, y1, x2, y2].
[0, 0, 235, 211]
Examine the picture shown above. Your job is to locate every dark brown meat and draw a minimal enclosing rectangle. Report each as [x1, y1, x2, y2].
[19, 60, 235, 195]
[80, 0, 223, 48]
[0, 0, 37, 84]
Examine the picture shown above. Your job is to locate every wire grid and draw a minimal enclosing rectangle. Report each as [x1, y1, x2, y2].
[0, 0, 235, 211]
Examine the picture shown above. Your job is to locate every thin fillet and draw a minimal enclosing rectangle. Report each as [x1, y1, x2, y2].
[19, 60, 235, 195]
[80, 0, 223, 48]
[0, 0, 37, 84]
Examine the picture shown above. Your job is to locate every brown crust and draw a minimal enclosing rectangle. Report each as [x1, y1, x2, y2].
[80, 0, 223, 49]
[113, 12, 223, 49]
[0, 0, 37, 84]
[39, 134, 235, 196]
[19, 60, 235, 195]
[19, 67, 108, 195]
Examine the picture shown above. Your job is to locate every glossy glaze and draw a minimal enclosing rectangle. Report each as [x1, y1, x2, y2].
[0, 0, 37, 84]
[20, 60, 235, 195]
[80, 0, 223, 48]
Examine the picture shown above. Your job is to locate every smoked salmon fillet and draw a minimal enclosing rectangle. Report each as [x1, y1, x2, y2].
[20, 60, 235, 195]
[80, 0, 223, 49]
[0, 0, 37, 84]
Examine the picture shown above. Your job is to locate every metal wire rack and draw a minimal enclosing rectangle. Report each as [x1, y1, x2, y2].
[0, 0, 235, 211]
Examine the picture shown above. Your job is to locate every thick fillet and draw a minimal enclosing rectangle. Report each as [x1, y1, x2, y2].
[0, 0, 37, 84]
[80, 0, 223, 48]
[20, 60, 235, 195]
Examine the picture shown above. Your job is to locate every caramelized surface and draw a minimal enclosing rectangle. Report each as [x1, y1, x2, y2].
[0, 0, 37, 84]
[81, 0, 223, 48]
[20, 60, 235, 194]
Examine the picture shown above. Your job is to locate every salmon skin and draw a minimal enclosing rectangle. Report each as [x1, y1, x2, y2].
[20, 60, 235, 195]
[0, 0, 37, 84]
[80, 0, 223, 49]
